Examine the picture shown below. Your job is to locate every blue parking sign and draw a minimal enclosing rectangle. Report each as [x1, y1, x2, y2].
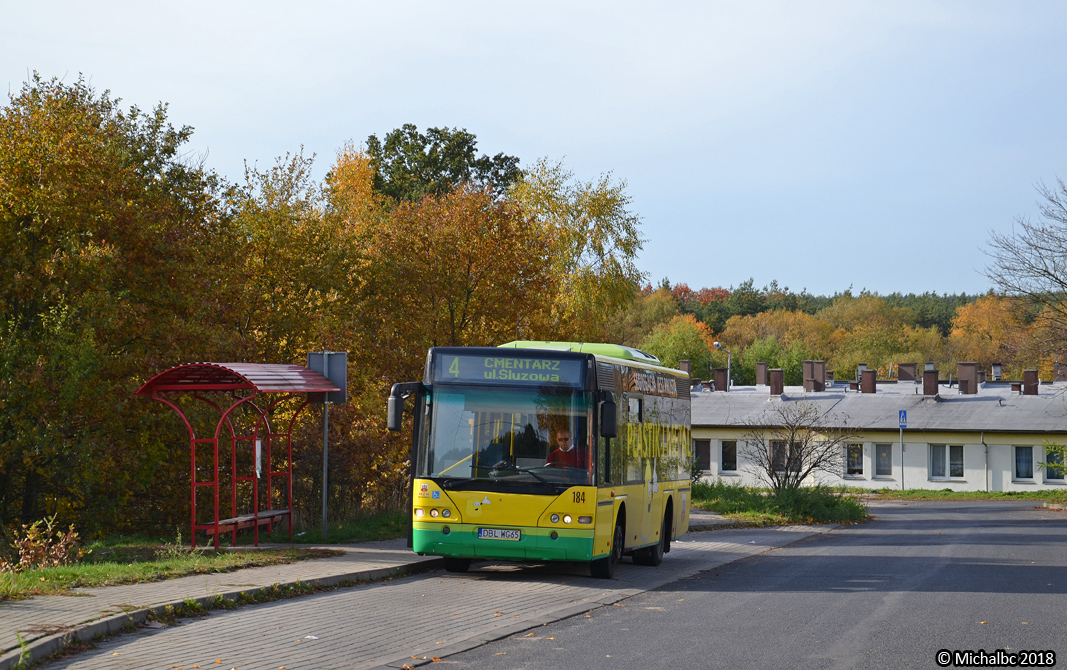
[899, 410, 907, 428]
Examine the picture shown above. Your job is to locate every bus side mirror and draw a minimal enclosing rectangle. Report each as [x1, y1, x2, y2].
[388, 382, 425, 432]
[387, 395, 405, 432]
[600, 398, 617, 438]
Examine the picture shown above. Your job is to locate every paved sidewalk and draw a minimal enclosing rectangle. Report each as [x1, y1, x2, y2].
[0, 539, 442, 670]
[0, 510, 743, 669]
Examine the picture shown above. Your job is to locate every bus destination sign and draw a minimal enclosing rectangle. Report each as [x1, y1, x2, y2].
[434, 353, 585, 388]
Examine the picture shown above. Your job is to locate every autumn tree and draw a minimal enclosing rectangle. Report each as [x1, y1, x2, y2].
[227, 150, 364, 363]
[366, 124, 522, 202]
[815, 293, 915, 331]
[639, 314, 716, 375]
[510, 158, 645, 341]
[986, 179, 1067, 355]
[882, 292, 978, 336]
[719, 310, 834, 360]
[382, 184, 554, 349]
[947, 294, 1032, 376]
[733, 337, 814, 386]
[605, 287, 680, 347]
[0, 75, 234, 530]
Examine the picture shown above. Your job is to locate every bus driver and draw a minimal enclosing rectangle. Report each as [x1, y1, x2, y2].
[546, 429, 581, 468]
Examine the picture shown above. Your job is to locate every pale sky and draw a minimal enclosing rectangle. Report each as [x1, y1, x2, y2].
[5, 1, 1066, 296]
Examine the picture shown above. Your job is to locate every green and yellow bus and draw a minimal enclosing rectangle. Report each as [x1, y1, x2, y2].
[387, 341, 692, 578]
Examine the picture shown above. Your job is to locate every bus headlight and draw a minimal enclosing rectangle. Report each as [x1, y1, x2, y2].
[563, 515, 572, 524]
[550, 514, 560, 523]
[430, 509, 439, 518]
[442, 509, 451, 518]
[415, 508, 425, 518]
[578, 516, 592, 524]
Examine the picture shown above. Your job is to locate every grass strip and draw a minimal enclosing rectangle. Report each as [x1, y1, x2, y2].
[691, 480, 869, 525]
[259, 510, 408, 544]
[0, 547, 339, 601]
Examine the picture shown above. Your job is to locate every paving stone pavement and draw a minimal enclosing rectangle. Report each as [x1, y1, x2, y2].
[34, 524, 830, 670]
[0, 540, 440, 669]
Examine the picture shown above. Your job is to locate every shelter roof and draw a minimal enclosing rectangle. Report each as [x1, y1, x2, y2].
[692, 381, 1067, 434]
[135, 363, 340, 395]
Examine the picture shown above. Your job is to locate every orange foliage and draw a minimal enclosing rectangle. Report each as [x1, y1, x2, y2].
[719, 310, 834, 358]
[948, 295, 1030, 373]
[671, 283, 730, 308]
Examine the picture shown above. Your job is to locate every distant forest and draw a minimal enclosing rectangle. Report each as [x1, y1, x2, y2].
[609, 279, 1040, 388]
[655, 278, 980, 336]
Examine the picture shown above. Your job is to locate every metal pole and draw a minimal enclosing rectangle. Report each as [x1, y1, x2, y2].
[900, 426, 904, 491]
[322, 352, 330, 540]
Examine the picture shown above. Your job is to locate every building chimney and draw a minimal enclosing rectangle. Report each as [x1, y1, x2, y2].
[756, 362, 768, 386]
[977, 369, 986, 384]
[992, 363, 1003, 381]
[769, 368, 784, 395]
[898, 363, 917, 382]
[923, 369, 938, 395]
[802, 360, 825, 392]
[925, 362, 935, 372]
[861, 369, 877, 394]
[1023, 369, 1039, 396]
[679, 359, 691, 375]
[714, 368, 728, 392]
[957, 362, 978, 395]
[1055, 361, 1067, 382]
[857, 363, 867, 381]
[826, 370, 835, 382]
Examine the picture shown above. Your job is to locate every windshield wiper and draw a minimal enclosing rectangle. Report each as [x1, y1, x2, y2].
[489, 463, 555, 487]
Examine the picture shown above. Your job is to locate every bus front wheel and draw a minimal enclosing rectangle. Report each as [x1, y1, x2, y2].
[590, 517, 624, 579]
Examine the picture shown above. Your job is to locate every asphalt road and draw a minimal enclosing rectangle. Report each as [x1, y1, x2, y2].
[443, 501, 1067, 670]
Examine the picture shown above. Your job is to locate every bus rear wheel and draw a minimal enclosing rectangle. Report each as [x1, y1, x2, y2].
[443, 557, 471, 573]
[590, 517, 624, 579]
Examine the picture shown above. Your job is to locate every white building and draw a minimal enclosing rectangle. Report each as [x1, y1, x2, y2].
[691, 367, 1067, 492]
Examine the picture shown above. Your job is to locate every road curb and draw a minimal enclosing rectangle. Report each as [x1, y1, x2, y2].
[0, 558, 443, 670]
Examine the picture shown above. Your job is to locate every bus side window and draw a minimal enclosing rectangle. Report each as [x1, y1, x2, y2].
[628, 397, 642, 423]
[599, 432, 612, 485]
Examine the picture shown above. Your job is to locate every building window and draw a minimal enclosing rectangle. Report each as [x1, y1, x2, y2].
[694, 440, 711, 472]
[875, 444, 892, 477]
[770, 440, 800, 473]
[721, 441, 737, 472]
[1014, 446, 1034, 480]
[846, 444, 863, 476]
[929, 444, 964, 479]
[1045, 448, 1064, 482]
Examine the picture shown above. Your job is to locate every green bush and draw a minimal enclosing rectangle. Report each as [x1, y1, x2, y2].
[691, 480, 867, 524]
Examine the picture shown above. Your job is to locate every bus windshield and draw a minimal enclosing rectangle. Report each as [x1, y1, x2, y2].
[419, 386, 592, 488]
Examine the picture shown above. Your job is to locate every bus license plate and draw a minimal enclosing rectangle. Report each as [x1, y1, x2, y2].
[478, 528, 520, 541]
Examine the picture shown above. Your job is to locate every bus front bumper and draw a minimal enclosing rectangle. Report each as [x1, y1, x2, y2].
[413, 522, 594, 562]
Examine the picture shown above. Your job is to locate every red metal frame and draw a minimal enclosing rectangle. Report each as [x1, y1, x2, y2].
[136, 363, 338, 548]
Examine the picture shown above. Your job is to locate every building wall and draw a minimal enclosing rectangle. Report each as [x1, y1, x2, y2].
[691, 428, 1067, 491]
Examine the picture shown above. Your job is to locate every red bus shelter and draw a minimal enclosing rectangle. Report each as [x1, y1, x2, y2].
[136, 363, 339, 548]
